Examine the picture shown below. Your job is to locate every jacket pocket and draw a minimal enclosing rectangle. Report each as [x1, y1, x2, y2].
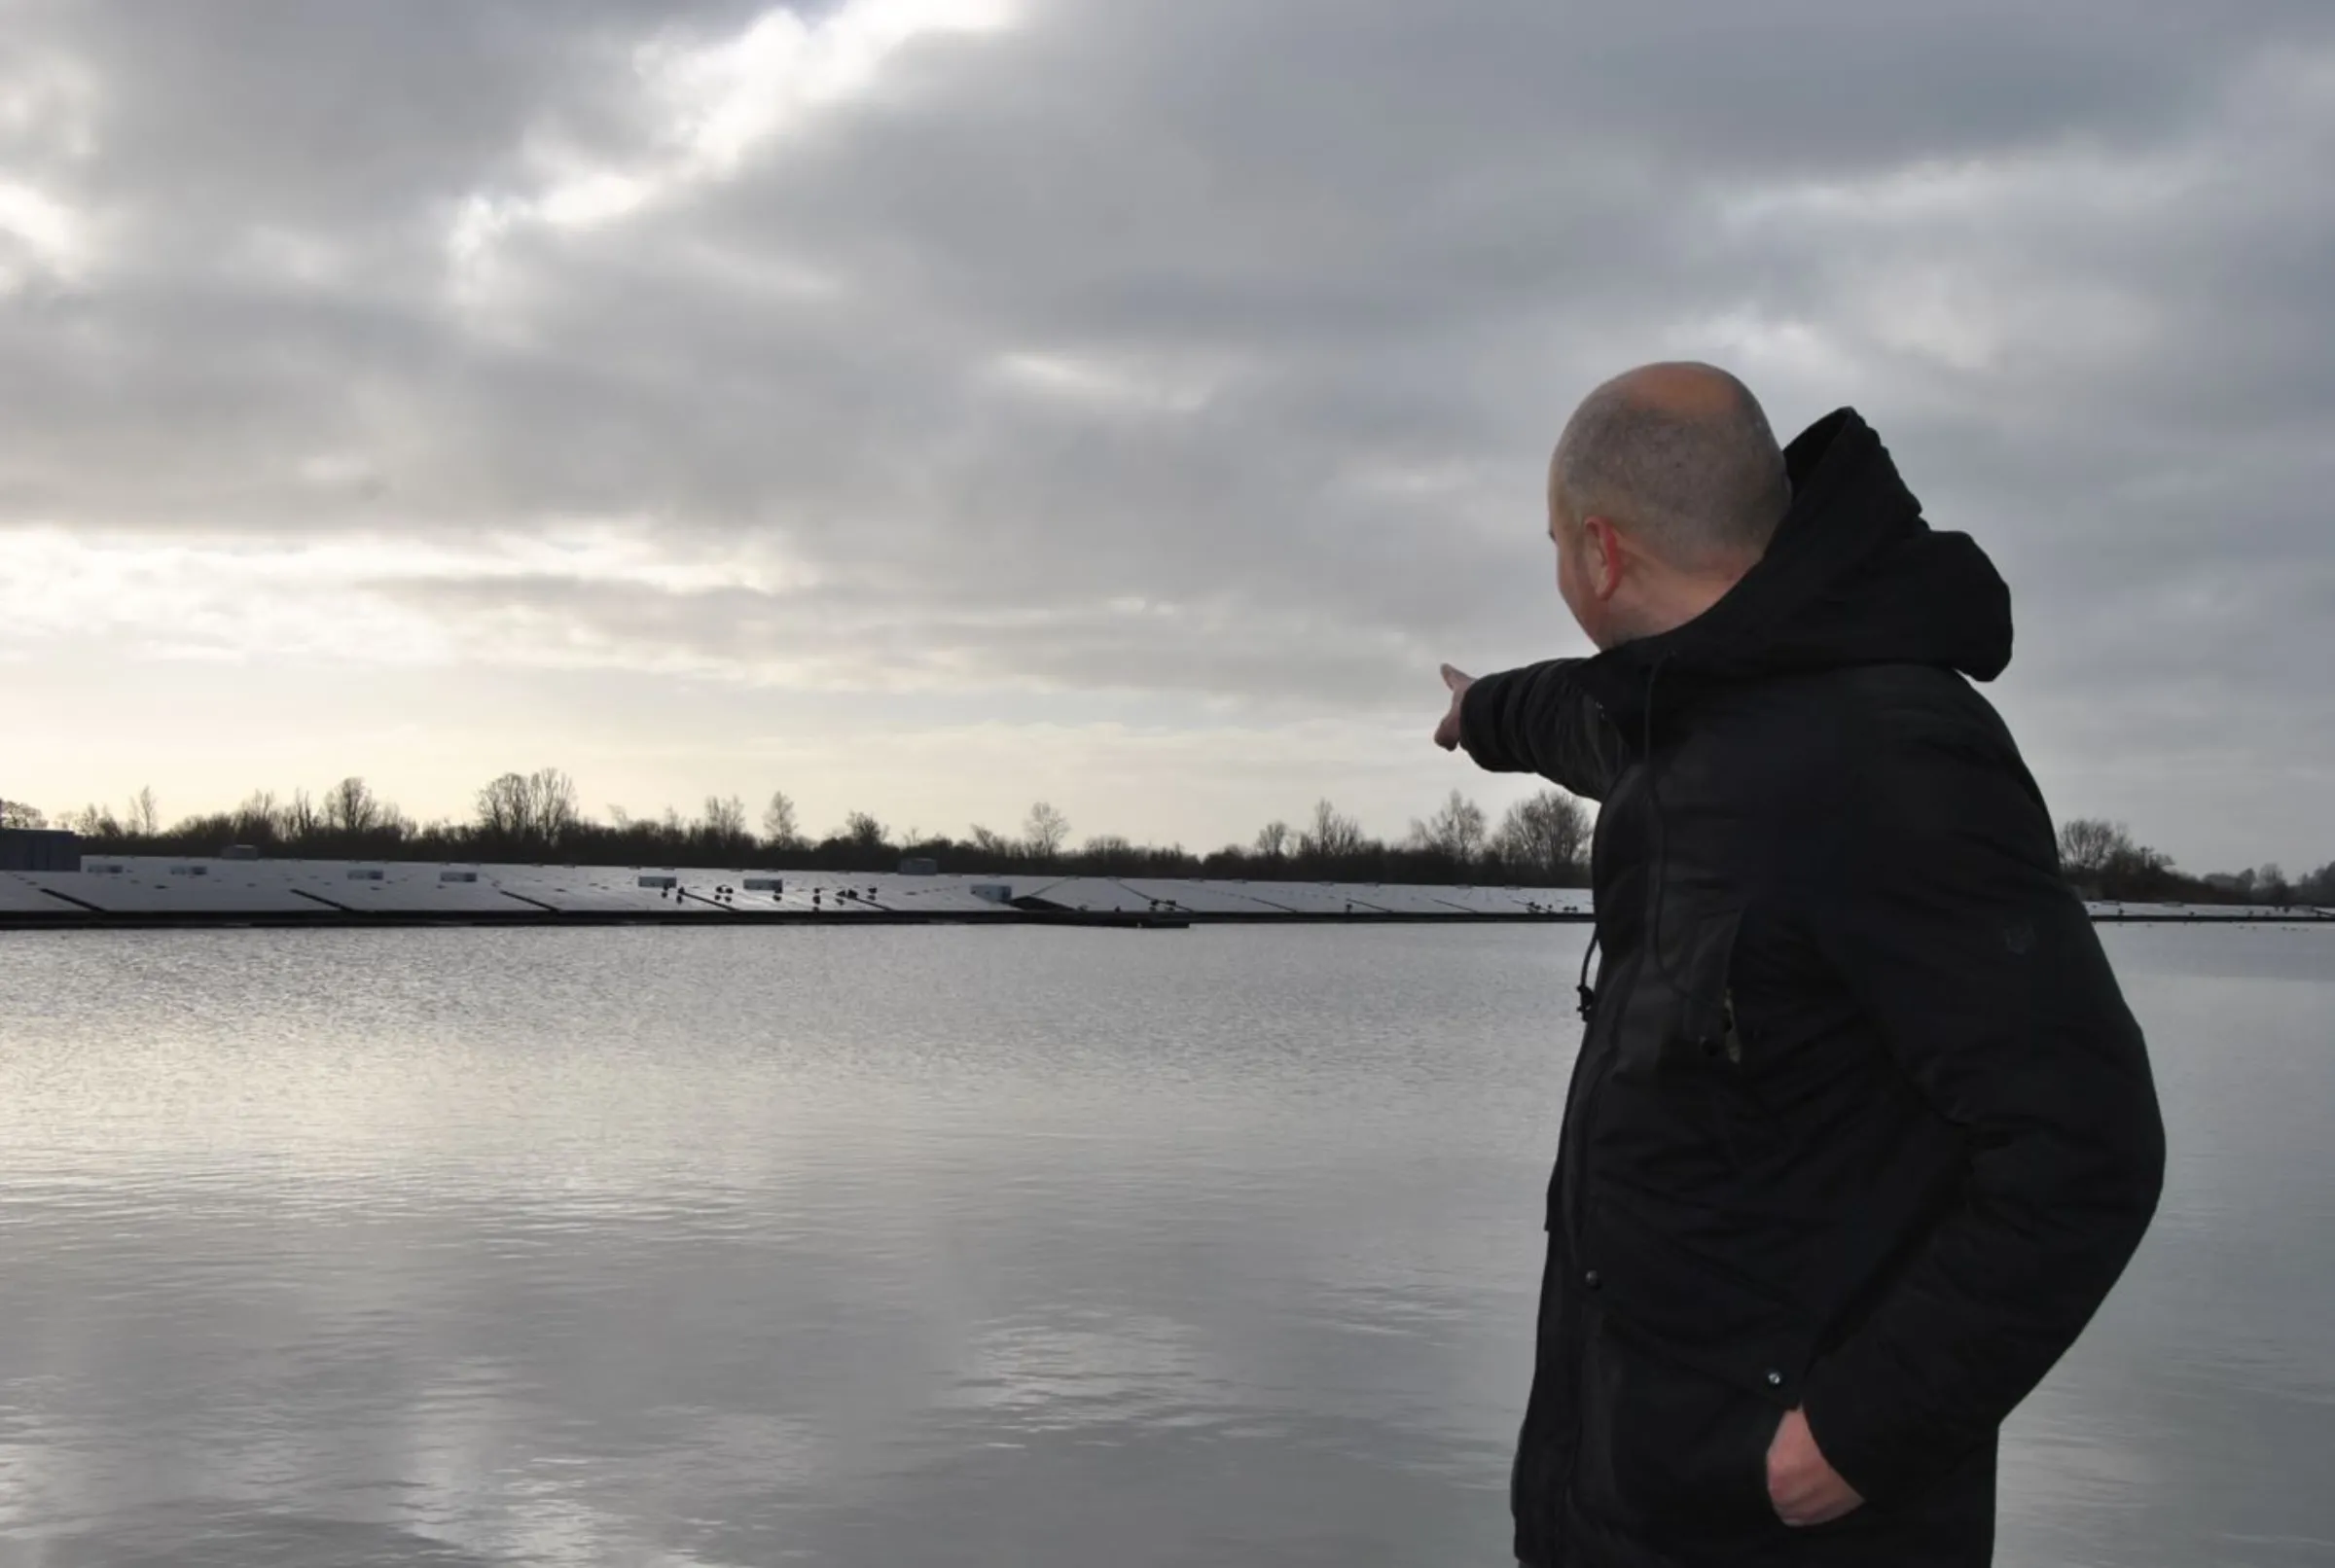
[1582, 1310, 1780, 1540]
[1580, 1194, 1820, 1408]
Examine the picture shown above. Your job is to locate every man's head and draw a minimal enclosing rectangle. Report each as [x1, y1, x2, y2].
[1548, 362, 1790, 649]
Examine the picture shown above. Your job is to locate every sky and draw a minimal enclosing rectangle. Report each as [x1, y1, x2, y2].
[2, 0, 2330, 872]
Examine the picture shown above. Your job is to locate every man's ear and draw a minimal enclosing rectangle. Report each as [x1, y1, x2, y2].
[1582, 516, 1626, 602]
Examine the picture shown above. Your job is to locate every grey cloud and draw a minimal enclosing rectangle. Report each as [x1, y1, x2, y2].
[373, 569, 1446, 716]
[1, 0, 2330, 860]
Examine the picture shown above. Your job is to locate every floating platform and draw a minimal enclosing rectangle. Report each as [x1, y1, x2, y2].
[0, 858, 2324, 931]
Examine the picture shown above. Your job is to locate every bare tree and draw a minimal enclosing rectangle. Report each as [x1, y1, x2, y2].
[761, 790, 802, 848]
[2057, 818, 2131, 879]
[843, 811, 889, 851]
[0, 798, 43, 829]
[1024, 801, 1071, 858]
[67, 802, 122, 837]
[1253, 820, 1292, 859]
[324, 776, 387, 836]
[127, 786, 162, 837]
[477, 773, 532, 837]
[530, 768, 580, 845]
[1492, 790, 1593, 883]
[966, 823, 1014, 859]
[2057, 816, 2174, 898]
[1411, 789, 1490, 864]
[283, 788, 320, 841]
[475, 768, 580, 847]
[1299, 799, 1368, 859]
[223, 790, 282, 847]
[700, 795, 751, 855]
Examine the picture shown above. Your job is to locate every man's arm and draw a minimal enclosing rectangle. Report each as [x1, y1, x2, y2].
[1443, 659, 1627, 802]
[1794, 723, 2167, 1507]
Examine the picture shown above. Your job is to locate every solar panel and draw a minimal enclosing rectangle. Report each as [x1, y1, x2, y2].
[0, 873, 82, 914]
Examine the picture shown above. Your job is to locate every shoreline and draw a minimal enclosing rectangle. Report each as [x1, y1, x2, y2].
[2, 856, 2325, 932]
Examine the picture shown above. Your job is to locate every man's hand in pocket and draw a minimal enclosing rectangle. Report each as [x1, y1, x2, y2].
[1767, 1408, 1864, 1527]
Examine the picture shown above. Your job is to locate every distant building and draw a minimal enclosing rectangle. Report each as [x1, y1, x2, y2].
[0, 828, 80, 873]
[899, 857, 940, 876]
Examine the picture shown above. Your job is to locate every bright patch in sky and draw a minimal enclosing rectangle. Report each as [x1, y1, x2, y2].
[448, 0, 1018, 270]
[991, 351, 1216, 414]
[0, 525, 809, 670]
[647, 0, 1020, 174]
[0, 179, 87, 289]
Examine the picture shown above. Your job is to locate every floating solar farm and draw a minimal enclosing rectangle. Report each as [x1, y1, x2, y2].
[0, 857, 2324, 930]
[0, 857, 1589, 928]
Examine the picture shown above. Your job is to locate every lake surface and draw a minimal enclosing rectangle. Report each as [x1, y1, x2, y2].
[0, 923, 2328, 1567]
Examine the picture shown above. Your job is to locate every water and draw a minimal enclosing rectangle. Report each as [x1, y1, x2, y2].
[0, 923, 2327, 1566]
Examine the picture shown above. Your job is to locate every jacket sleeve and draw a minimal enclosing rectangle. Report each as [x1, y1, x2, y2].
[1796, 720, 2167, 1506]
[1457, 659, 1627, 802]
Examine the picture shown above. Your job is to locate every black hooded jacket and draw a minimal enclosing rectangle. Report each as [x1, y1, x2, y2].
[1461, 410, 2166, 1566]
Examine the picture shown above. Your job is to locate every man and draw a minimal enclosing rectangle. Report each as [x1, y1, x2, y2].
[1435, 364, 2165, 1566]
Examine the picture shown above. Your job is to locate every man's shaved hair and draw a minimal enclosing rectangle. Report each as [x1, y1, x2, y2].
[1552, 362, 1791, 570]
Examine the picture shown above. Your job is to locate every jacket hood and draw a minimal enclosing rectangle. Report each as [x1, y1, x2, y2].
[1566, 409, 2013, 731]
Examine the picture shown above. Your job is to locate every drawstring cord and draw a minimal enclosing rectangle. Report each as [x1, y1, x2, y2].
[1575, 651, 1682, 1025]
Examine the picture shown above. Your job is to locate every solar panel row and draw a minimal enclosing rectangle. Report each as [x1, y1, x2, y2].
[0, 861, 2320, 925]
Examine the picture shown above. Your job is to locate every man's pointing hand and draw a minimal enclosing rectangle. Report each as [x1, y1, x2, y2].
[1434, 664, 1474, 752]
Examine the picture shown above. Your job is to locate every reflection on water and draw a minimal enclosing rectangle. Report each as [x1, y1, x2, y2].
[0, 923, 2327, 1566]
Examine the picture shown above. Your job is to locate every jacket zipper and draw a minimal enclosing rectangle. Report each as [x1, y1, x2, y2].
[1551, 757, 1633, 1550]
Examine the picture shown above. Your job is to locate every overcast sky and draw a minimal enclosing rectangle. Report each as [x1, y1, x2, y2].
[3, 0, 2329, 870]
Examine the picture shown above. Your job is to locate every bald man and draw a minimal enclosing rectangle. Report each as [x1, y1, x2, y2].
[1438, 366, 2164, 1566]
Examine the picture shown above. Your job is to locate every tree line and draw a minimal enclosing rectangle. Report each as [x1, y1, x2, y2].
[14, 773, 1596, 886]
[2056, 818, 2334, 907]
[9, 783, 2328, 904]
